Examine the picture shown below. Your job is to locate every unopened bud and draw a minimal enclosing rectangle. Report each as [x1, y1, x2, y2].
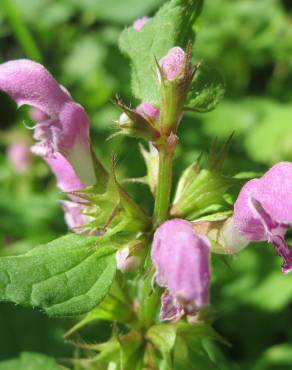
[116, 112, 133, 128]
[133, 16, 150, 31]
[116, 247, 141, 273]
[136, 102, 160, 122]
[140, 142, 159, 194]
[157, 47, 192, 135]
[115, 101, 160, 140]
[159, 47, 187, 81]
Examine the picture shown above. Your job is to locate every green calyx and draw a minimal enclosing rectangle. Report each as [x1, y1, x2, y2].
[114, 99, 161, 141]
[171, 165, 237, 220]
[71, 163, 151, 238]
[158, 46, 193, 135]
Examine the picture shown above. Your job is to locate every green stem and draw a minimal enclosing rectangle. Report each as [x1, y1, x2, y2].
[153, 147, 173, 228]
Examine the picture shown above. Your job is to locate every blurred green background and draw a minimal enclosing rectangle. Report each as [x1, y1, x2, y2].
[0, 0, 292, 369]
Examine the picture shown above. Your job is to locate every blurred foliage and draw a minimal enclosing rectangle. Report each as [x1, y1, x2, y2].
[0, 0, 292, 369]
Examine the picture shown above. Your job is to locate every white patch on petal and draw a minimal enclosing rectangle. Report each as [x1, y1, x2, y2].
[66, 140, 96, 186]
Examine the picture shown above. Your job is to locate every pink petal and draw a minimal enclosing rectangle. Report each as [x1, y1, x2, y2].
[136, 102, 160, 121]
[0, 59, 70, 115]
[0, 59, 96, 186]
[62, 201, 88, 232]
[45, 152, 85, 193]
[234, 162, 292, 240]
[152, 219, 210, 318]
[159, 47, 186, 81]
[160, 290, 184, 322]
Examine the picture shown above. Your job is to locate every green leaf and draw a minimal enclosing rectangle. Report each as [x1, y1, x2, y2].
[65, 280, 134, 336]
[0, 234, 116, 316]
[119, 0, 204, 104]
[0, 352, 65, 370]
[185, 66, 225, 112]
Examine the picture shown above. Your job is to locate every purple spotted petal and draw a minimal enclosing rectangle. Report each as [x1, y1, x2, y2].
[152, 219, 210, 321]
[249, 197, 292, 274]
[160, 290, 184, 322]
[271, 235, 292, 275]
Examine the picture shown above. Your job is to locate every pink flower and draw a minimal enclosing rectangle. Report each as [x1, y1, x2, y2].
[0, 59, 96, 186]
[151, 219, 210, 322]
[7, 142, 31, 173]
[234, 162, 292, 274]
[62, 201, 90, 234]
[44, 152, 89, 231]
[136, 102, 160, 121]
[159, 47, 187, 81]
[133, 16, 150, 31]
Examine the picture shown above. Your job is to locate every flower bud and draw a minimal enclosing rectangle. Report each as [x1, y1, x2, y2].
[133, 16, 150, 31]
[116, 112, 134, 128]
[114, 100, 160, 140]
[151, 219, 210, 322]
[140, 143, 159, 194]
[136, 102, 160, 122]
[159, 47, 187, 81]
[157, 47, 192, 135]
[116, 241, 144, 273]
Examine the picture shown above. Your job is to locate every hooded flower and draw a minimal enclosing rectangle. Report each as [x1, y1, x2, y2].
[234, 162, 292, 274]
[151, 219, 210, 322]
[0, 59, 96, 186]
